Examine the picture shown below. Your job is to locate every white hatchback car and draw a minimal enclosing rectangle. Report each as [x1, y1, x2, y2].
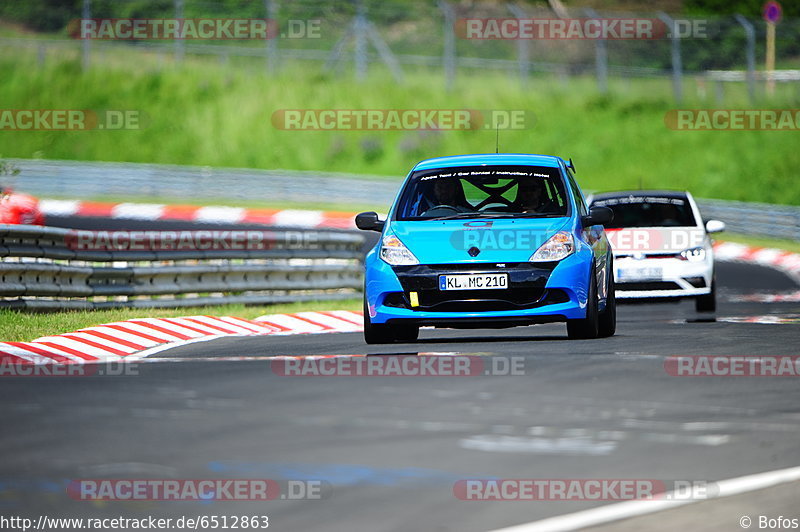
[587, 191, 725, 312]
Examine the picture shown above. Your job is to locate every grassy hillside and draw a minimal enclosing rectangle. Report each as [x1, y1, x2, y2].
[1, 44, 799, 205]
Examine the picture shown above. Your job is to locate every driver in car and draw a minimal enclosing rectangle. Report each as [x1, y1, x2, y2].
[516, 180, 555, 214]
[430, 178, 472, 213]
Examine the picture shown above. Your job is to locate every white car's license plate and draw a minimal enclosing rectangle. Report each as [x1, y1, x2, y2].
[439, 273, 508, 291]
[616, 267, 663, 281]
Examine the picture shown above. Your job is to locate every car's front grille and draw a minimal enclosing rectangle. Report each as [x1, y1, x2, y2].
[389, 262, 559, 312]
[382, 288, 569, 312]
[616, 281, 682, 291]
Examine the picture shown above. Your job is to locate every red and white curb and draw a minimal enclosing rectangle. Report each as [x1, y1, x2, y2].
[39, 199, 358, 230]
[0, 311, 364, 365]
[713, 241, 800, 284]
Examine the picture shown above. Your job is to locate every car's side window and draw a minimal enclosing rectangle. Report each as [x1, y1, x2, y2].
[564, 166, 587, 217]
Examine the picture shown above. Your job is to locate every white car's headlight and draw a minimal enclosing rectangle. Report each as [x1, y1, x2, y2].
[530, 231, 574, 262]
[681, 246, 707, 262]
[380, 234, 419, 266]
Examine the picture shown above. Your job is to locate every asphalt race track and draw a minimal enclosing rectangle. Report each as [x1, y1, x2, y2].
[2, 220, 799, 531]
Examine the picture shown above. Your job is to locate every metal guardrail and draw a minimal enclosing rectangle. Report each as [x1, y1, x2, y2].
[0, 224, 365, 310]
[8, 158, 401, 207]
[696, 199, 800, 242]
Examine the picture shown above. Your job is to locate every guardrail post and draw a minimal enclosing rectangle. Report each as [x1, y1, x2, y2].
[174, 0, 184, 63]
[585, 8, 608, 94]
[81, 0, 91, 70]
[734, 14, 756, 104]
[265, 0, 279, 73]
[439, 0, 456, 92]
[658, 12, 683, 103]
[508, 5, 530, 89]
[354, 0, 368, 80]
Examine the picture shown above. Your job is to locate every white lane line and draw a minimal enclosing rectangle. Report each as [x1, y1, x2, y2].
[189, 316, 258, 335]
[33, 335, 130, 359]
[255, 314, 327, 333]
[135, 318, 207, 338]
[79, 326, 162, 348]
[38, 199, 80, 216]
[125, 335, 229, 360]
[271, 209, 323, 228]
[111, 203, 165, 220]
[193, 206, 246, 224]
[324, 310, 365, 326]
[294, 311, 362, 332]
[487, 465, 800, 532]
[216, 316, 275, 333]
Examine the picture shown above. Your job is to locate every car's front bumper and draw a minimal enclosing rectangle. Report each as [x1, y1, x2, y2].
[365, 252, 592, 326]
[614, 255, 713, 299]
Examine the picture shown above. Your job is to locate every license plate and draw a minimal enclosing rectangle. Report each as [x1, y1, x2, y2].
[439, 273, 508, 291]
[616, 267, 663, 281]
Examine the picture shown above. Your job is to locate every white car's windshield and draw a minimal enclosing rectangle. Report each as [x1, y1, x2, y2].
[394, 165, 569, 221]
[593, 195, 697, 228]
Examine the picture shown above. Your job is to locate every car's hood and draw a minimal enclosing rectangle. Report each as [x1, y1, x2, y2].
[389, 217, 570, 264]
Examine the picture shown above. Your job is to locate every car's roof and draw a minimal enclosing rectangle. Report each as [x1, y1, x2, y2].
[591, 190, 690, 201]
[412, 153, 565, 171]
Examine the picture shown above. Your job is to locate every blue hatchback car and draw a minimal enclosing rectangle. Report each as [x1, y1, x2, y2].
[355, 153, 616, 344]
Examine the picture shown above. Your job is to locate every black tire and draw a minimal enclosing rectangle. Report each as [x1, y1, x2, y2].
[598, 266, 616, 338]
[364, 299, 393, 344]
[363, 299, 419, 344]
[392, 323, 420, 343]
[567, 266, 600, 340]
[695, 275, 716, 313]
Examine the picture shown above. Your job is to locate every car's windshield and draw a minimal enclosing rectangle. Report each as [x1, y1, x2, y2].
[394, 165, 569, 221]
[592, 195, 697, 228]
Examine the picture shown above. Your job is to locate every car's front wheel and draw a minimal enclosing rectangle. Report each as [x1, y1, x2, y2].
[695, 274, 716, 312]
[363, 300, 419, 344]
[567, 266, 600, 340]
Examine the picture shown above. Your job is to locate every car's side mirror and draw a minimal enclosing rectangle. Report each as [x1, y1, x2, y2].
[355, 211, 385, 232]
[705, 219, 726, 234]
[582, 206, 613, 227]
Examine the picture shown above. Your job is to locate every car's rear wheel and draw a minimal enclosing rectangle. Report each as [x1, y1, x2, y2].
[567, 266, 600, 340]
[363, 299, 419, 344]
[598, 266, 616, 338]
[695, 274, 716, 312]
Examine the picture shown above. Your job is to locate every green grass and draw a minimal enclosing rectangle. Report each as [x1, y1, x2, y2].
[0, 299, 362, 342]
[1, 43, 799, 205]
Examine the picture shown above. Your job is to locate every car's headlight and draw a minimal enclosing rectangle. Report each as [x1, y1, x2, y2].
[380, 234, 419, 266]
[680, 246, 706, 262]
[530, 231, 574, 262]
